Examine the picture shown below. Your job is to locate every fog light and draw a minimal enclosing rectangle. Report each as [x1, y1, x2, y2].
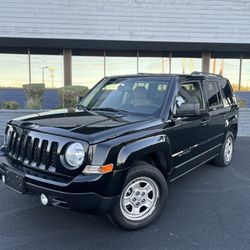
[2, 175, 5, 183]
[41, 194, 48, 206]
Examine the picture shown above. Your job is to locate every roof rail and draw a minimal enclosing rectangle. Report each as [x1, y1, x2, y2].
[191, 71, 223, 78]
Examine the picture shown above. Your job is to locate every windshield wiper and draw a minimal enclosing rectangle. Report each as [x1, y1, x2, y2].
[91, 107, 128, 114]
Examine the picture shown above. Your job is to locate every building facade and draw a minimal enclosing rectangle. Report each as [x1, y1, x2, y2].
[0, 0, 250, 108]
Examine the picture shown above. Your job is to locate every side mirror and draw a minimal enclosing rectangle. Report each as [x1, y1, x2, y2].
[175, 103, 200, 117]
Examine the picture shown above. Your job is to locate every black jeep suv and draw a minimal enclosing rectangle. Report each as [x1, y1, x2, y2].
[0, 72, 238, 230]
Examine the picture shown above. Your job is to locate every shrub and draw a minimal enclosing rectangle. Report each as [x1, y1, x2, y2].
[1, 101, 19, 110]
[23, 84, 45, 109]
[58, 85, 89, 108]
[237, 98, 247, 108]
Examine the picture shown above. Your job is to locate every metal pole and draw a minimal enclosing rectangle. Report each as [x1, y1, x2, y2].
[137, 51, 139, 74]
[104, 50, 106, 77]
[41, 66, 48, 84]
[42, 67, 44, 84]
[169, 52, 172, 73]
[28, 48, 31, 84]
[239, 55, 243, 91]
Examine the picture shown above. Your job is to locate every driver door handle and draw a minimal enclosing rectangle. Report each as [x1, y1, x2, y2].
[200, 118, 209, 126]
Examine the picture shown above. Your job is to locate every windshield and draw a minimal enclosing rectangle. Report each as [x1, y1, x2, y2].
[78, 77, 172, 116]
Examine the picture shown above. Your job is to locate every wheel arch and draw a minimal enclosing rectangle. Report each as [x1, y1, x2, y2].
[228, 123, 238, 140]
[117, 134, 172, 178]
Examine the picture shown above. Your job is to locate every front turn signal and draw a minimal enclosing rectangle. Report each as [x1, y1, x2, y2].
[83, 164, 114, 174]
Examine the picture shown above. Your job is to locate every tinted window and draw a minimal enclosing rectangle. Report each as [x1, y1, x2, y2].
[176, 81, 204, 109]
[219, 80, 234, 107]
[204, 81, 222, 108]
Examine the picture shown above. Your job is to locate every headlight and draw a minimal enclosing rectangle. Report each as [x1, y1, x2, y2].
[4, 126, 13, 145]
[65, 142, 85, 169]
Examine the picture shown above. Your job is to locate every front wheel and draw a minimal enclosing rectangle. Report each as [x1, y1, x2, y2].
[108, 161, 168, 230]
[214, 132, 235, 167]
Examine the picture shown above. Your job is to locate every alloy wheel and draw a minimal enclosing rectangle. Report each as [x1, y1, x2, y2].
[120, 177, 159, 221]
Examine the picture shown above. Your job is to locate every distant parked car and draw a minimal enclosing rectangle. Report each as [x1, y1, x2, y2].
[0, 72, 239, 230]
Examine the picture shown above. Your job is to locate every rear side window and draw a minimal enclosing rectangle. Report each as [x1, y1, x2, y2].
[203, 81, 222, 109]
[219, 80, 234, 107]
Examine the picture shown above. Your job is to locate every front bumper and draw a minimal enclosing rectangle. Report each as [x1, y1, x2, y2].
[0, 148, 126, 214]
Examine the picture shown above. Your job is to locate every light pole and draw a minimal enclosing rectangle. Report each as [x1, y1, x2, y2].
[41, 66, 48, 84]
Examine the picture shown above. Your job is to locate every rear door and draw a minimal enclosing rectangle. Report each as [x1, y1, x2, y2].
[202, 80, 226, 151]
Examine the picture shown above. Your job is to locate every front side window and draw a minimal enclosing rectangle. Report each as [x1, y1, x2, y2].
[203, 81, 222, 109]
[175, 81, 204, 110]
[79, 77, 172, 116]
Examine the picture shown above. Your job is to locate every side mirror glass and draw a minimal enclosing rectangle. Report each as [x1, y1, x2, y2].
[175, 103, 200, 117]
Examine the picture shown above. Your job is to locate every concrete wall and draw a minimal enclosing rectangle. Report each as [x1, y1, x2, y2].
[236, 92, 250, 108]
[238, 109, 250, 137]
[0, 88, 60, 109]
[0, 108, 249, 136]
[0, 0, 250, 44]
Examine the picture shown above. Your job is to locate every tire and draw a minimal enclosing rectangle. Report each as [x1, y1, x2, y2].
[108, 161, 168, 230]
[213, 131, 234, 167]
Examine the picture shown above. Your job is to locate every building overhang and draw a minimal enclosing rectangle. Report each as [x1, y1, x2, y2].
[0, 37, 250, 58]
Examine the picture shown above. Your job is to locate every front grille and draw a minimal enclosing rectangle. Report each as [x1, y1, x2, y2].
[7, 129, 60, 173]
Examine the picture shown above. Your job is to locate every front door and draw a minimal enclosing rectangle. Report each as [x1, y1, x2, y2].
[167, 80, 210, 180]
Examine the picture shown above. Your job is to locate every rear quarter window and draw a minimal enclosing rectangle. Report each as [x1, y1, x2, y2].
[203, 81, 223, 109]
[218, 80, 235, 107]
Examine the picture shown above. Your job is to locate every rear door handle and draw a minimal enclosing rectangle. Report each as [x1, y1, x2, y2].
[200, 119, 209, 126]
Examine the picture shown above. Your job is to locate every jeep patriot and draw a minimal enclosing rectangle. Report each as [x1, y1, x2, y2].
[0, 72, 239, 230]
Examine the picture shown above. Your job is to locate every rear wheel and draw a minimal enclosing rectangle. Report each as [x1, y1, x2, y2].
[214, 132, 234, 167]
[108, 161, 168, 230]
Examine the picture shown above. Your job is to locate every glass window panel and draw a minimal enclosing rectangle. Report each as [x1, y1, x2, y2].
[72, 56, 104, 89]
[139, 57, 169, 73]
[171, 58, 201, 74]
[219, 79, 234, 107]
[177, 81, 204, 109]
[241, 59, 250, 91]
[204, 81, 222, 108]
[210, 58, 240, 91]
[106, 57, 137, 75]
[31, 54, 63, 88]
[0, 53, 29, 88]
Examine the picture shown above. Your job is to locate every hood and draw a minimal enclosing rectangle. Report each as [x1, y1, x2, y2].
[10, 108, 162, 143]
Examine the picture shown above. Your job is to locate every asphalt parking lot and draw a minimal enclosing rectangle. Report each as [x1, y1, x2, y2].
[0, 136, 250, 250]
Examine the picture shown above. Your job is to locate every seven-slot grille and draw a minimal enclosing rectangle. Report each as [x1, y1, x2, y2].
[7, 129, 60, 172]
